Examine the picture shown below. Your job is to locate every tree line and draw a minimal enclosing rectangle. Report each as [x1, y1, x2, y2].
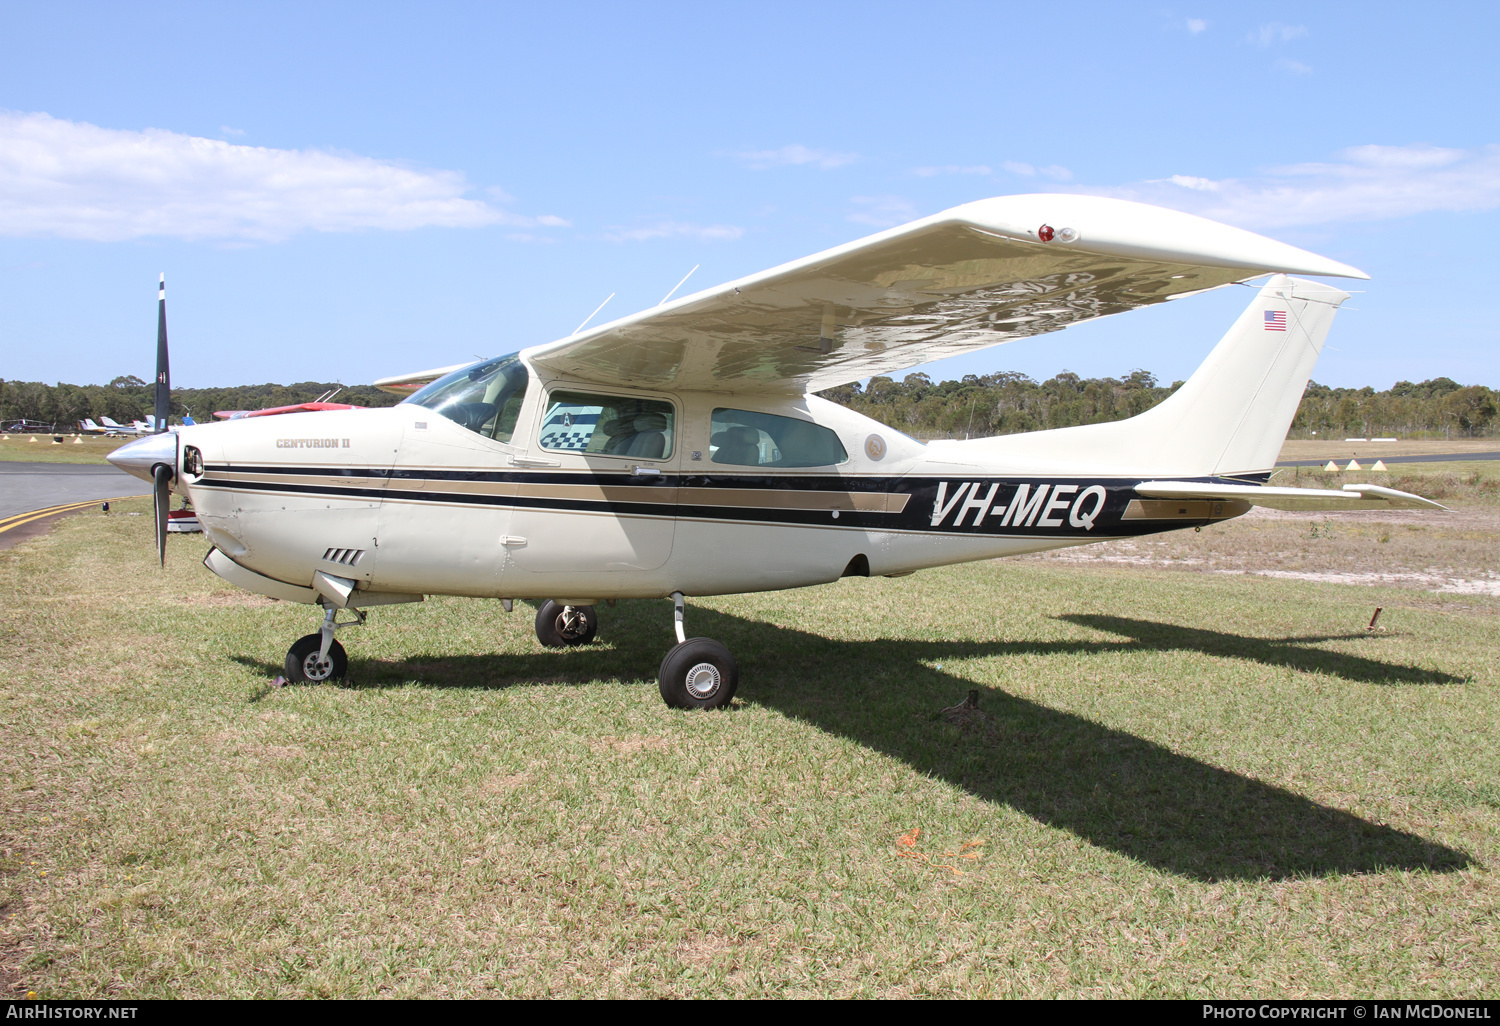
[2, 370, 1494, 439]
[816, 371, 1498, 440]
[0, 376, 402, 429]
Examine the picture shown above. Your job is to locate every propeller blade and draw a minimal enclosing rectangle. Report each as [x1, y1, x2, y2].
[153, 462, 171, 566]
[154, 273, 170, 432]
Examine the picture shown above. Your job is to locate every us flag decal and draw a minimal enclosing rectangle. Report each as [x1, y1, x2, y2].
[1264, 310, 1287, 331]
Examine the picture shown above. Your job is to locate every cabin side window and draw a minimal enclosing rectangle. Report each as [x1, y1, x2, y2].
[538, 391, 675, 460]
[709, 408, 848, 468]
[403, 353, 531, 444]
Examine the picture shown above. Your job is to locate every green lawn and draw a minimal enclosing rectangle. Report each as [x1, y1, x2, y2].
[1, 499, 1495, 998]
[0, 435, 129, 465]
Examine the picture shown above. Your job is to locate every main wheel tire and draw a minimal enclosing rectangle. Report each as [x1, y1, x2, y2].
[284, 633, 348, 683]
[658, 637, 738, 710]
[535, 601, 599, 647]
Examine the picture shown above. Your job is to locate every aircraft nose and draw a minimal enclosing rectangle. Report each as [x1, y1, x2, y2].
[107, 432, 177, 484]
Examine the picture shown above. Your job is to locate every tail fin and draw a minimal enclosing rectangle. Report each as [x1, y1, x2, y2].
[935, 275, 1350, 477]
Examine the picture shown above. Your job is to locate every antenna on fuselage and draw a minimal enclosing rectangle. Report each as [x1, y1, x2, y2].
[573, 292, 616, 335]
[658, 264, 699, 306]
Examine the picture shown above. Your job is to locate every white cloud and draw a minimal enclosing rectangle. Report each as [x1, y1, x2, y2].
[912, 164, 992, 177]
[727, 144, 858, 170]
[1002, 160, 1036, 177]
[1275, 58, 1314, 76]
[0, 110, 564, 242]
[847, 195, 919, 228]
[1249, 22, 1308, 46]
[1168, 174, 1220, 191]
[1103, 143, 1500, 229]
[601, 220, 743, 243]
[1186, 18, 1208, 34]
[220, 125, 245, 137]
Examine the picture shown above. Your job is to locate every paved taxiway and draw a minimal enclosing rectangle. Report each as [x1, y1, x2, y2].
[0, 461, 150, 520]
[0, 461, 151, 549]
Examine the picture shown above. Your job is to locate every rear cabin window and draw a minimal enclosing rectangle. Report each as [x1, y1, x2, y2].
[710, 408, 848, 468]
[539, 392, 675, 460]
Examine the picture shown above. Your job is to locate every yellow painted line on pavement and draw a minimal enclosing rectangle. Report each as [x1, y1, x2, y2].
[0, 496, 144, 536]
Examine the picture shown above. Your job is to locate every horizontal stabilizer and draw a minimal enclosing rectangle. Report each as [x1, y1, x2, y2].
[1135, 481, 1446, 512]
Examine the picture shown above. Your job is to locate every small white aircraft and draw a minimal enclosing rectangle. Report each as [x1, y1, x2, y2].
[109, 194, 1441, 708]
[89, 416, 137, 436]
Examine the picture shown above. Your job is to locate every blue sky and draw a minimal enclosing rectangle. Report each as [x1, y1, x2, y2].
[1, 1, 1496, 392]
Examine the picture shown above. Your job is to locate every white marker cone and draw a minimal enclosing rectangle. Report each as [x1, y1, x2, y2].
[1347, 459, 1361, 470]
[1324, 460, 1339, 472]
[1372, 460, 1388, 471]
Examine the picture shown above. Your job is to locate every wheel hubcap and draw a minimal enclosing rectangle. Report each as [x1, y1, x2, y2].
[303, 652, 332, 680]
[684, 661, 721, 700]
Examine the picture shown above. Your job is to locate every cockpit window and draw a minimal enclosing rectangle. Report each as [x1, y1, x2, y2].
[538, 391, 675, 460]
[402, 353, 531, 443]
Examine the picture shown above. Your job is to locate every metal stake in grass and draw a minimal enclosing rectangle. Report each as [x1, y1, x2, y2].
[1367, 607, 1385, 632]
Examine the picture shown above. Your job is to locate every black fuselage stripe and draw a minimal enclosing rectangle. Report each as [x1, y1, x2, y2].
[194, 476, 1227, 537]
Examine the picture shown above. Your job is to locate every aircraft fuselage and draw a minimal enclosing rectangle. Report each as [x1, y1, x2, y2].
[169, 357, 1245, 606]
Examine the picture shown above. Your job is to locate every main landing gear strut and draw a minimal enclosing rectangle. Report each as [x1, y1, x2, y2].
[657, 592, 738, 710]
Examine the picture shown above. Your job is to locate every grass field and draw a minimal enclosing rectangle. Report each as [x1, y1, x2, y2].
[1, 472, 1497, 997]
[0, 435, 131, 465]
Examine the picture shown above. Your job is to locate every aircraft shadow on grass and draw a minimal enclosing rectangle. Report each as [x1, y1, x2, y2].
[230, 605, 1469, 882]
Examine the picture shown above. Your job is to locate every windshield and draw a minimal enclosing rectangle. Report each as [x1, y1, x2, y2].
[402, 353, 531, 443]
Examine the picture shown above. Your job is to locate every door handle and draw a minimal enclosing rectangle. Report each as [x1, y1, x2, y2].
[509, 455, 561, 468]
[631, 466, 663, 478]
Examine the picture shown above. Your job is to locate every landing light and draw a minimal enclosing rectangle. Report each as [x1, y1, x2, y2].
[1056, 227, 1079, 243]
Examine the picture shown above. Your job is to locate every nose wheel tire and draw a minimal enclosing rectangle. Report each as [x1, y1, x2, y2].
[535, 601, 599, 647]
[284, 634, 348, 683]
[658, 637, 738, 710]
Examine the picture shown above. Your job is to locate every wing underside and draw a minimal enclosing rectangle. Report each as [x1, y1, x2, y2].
[522, 194, 1367, 396]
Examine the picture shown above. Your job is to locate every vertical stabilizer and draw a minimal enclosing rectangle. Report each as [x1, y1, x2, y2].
[1134, 275, 1350, 476]
[932, 275, 1350, 477]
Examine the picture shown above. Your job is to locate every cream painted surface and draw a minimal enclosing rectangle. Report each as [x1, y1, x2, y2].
[374, 407, 519, 595]
[180, 407, 396, 588]
[502, 377, 679, 577]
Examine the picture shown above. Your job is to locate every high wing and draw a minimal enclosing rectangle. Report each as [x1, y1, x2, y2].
[1135, 481, 1446, 512]
[522, 193, 1367, 396]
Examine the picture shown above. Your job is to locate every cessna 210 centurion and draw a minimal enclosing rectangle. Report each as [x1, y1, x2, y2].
[108, 193, 1441, 709]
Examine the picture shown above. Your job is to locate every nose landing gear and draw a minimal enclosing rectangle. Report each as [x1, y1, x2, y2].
[283, 604, 365, 683]
[657, 592, 737, 710]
